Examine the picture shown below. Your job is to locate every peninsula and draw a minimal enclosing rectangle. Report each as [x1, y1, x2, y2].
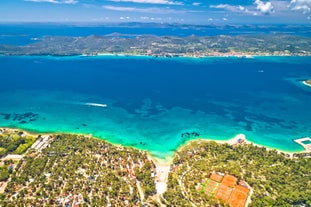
[303, 80, 311, 87]
[1, 34, 311, 57]
[1, 128, 311, 206]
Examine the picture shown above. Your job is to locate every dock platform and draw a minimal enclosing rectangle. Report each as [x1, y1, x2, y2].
[293, 137, 311, 152]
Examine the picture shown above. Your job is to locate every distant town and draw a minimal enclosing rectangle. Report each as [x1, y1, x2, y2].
[1, 34, 311, 57]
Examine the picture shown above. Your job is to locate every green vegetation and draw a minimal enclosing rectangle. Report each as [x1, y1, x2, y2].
[0, 166, 9, 182]
[134, 161, 157, 196]
[0, 130, 36, 157]
[163, 141, 311, 207]
[0, 34, 311, 56]
[2, 129, 310, 206]
[305, 80, 311, 86]
[1, 134, 157, 206]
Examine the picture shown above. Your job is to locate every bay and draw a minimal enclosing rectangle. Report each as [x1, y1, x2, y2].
[0, 56, 310, 159]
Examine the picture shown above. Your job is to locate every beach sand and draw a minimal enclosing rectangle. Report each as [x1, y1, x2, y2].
[154, 163, 170, 195]
[2, 127, 305, 159]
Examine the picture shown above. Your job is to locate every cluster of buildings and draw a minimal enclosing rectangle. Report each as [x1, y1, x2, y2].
[31, 135, 53, 151]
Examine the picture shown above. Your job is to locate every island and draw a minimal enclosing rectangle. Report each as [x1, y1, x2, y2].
[1, 128, 311, 206]
[1, 34, 311, 57]
[303, 80, 311, 87]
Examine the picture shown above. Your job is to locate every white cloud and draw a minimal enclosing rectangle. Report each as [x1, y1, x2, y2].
[103, 5, 184, 14]
[25, 0, 58, 3]
[289, 0, 311, 14]
[140, 16, 163, 20]
[254, 0, 274, 14]
[104, 6, 135, 11]
[140, 16, 150, 20]
[192, 2, 201, 6]
[25, 0, 78, 4]
[211, 2, 279, 16]
[210, 1, 282, 16]
[109, 0, 183, 5]
[210, 4, 246, 12]
[63, 0, 77, 4]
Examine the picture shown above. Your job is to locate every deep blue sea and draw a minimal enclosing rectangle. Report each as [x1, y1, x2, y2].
[0, 55, 311, 159]
[1, 24, 311, 159]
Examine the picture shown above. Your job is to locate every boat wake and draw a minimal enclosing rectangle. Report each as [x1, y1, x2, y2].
[85, 102, 108, 108]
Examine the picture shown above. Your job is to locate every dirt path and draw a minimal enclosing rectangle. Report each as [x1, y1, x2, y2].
[0, 182, 8, 194]
[136, 181, 145, 202]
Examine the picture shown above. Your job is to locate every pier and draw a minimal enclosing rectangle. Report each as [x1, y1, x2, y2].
[293, 137, 311, 152]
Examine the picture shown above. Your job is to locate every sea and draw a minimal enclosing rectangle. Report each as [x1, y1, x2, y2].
[0, 24, 311, 160]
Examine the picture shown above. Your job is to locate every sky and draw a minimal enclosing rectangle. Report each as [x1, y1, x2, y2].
[0, 0, 311, 24]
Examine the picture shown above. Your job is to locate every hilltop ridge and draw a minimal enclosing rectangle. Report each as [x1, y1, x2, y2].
[1, 34, 311, 57]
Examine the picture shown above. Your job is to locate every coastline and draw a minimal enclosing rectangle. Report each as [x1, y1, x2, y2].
[2, 54, 311, 66]
[174, 134, 301, 160]
[1, 127, 308, 164]
[2, 127, 309, 195]
[302, 80, 311, 87]
[2, 53, 311, 59]
[75, 53, 311, 59]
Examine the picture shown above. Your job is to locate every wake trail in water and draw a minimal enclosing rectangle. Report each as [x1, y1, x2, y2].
[85, 102, 108, 108]
[63, 101, 108, 108]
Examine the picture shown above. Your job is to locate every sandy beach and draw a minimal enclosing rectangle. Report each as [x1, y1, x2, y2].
[0, 127, 42, 137]
[154, 163, 170, 195]
[2, 127, 306, 158]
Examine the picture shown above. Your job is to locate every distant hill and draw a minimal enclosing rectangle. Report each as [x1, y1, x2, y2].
[1, 34, 311, 57]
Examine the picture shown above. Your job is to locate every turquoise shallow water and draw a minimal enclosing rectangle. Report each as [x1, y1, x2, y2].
[0, 56, 311, 159]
